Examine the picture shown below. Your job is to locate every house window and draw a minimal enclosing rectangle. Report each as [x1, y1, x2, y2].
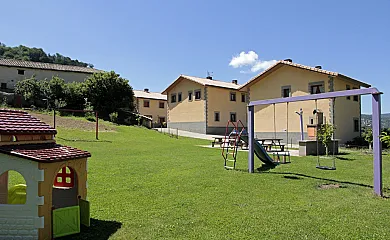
[54, 167, 74, 188]
[188, 91, 193, 101]
[353, 87, 359, 102]
[17, 69, 25, 75]
[241, 93, 246, 103]
[143, 100, 150, 108]
[230, 92, 236, 101]
[346, 85, 351, 100]
[281, 86, 291, 98]
[214, 112, 220, 122]
[354, 118, 359, 132]
[171, 94, 177, 103]
[195, 90, 201, 100]
[178, 92, 182, 102]
[310, 83, 324, 94]
[159, 117, 165, 123]
[159, 102, 165, 108]
[309, 117, 314, 125]
[230, 112, 236, 122]
[0, 83, 6, 89]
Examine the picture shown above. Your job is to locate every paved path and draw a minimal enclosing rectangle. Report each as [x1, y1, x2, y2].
[154, 128, 224, 140]
[155, 128, 300, 156]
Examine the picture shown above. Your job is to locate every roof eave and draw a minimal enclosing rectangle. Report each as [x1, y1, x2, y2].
[338, 74, 371, 88]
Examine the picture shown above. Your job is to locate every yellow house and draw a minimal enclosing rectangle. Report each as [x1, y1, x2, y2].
[134, 89, 167, 127]
[162, 75, 248, 134]
[239, 59, 371, 144]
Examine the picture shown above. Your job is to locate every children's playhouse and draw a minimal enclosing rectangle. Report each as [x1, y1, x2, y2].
[0, 109, 91, 239]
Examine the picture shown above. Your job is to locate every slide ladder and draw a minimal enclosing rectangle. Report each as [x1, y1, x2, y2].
[222, 120, 246, 170]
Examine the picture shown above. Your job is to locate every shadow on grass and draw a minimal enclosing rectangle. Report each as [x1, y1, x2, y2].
[57, 137, 113, 143]
[57, 218, 122, 240]
[264, 171, 374, 189]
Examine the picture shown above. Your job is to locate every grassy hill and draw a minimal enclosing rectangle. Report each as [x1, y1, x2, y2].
[361, 113, 390, 128]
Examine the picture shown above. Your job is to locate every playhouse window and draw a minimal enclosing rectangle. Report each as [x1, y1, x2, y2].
[0, 170, 27, 205]
[54, 167, 74, 188]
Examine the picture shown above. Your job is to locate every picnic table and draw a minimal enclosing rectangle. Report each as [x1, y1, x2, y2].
[255, 138, 285, 152]
[211, 136, 247, 149]
[211, 137, 225, 147]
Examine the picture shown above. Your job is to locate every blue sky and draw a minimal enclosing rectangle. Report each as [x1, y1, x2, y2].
[1, 0, 389, 113]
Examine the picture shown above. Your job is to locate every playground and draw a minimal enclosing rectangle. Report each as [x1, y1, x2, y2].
[5, 117, 390, 239]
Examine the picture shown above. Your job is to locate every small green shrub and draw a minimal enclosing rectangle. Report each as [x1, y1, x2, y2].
[84, 100, 95, 122]
[109, 112, 119, 124]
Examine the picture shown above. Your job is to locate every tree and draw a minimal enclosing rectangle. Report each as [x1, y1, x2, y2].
[14, 77, 42, 106]
[363, 128, 373, 150]
[63, 82, 86, 110]
[380, 129, 390, 148]
[317, 123, 336, 156]
[84, 71, 135, 118]
[0, 43, 93, 67]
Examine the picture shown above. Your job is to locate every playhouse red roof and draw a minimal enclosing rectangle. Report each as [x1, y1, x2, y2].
[0, 143, 91, 162]
[0, 109, 57, 134]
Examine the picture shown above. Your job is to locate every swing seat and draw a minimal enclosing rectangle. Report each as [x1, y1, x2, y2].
[316, 166, 336, 170]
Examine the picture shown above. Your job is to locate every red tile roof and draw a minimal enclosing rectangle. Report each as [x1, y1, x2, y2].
[0, 109, 57, 134]
[0, 143, 91, 162]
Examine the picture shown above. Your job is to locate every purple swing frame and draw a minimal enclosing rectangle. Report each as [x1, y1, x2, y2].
[247, 87, 383, 196]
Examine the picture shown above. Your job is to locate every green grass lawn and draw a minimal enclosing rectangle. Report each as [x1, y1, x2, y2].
[9, 124, 390, 239]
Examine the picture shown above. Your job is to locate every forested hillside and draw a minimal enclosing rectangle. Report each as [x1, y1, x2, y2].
[0, 42, 94, 68]
[361, 113, 390, 128]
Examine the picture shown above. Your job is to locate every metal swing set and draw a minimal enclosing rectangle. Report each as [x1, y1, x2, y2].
[247, 87, 385, 196]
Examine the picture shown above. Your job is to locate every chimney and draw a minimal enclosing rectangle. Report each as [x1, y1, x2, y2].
[144, 88, 149, 93]
[315, 65, 322, 69]
[284, 58, 292, 63]
[206, 76, 213, 80]
[232, 79, 238, 84]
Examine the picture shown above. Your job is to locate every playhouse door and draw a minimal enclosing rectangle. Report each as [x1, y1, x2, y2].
[52, 206, 80, 238]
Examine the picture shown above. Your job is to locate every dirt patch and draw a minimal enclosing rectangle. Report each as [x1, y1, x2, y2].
[28, 112, 116, 132]
[318, 183, 342, 189]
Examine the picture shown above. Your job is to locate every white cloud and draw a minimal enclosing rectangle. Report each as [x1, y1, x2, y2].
[250, 59, 277, 72]
[229, 51, 258, 68]
[229, 50, 277, 73]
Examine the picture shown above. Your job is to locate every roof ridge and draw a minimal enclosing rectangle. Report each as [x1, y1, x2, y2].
[0, 58, 102, 73]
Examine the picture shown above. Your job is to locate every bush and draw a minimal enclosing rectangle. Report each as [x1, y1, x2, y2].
[109, 112, 119, 124]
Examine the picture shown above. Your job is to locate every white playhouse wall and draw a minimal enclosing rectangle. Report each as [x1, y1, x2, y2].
[0, 154, 44, 240]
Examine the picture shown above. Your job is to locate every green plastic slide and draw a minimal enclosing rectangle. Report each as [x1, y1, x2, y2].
[240, 136, 278, 166]
[8, 184, 27, 204]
